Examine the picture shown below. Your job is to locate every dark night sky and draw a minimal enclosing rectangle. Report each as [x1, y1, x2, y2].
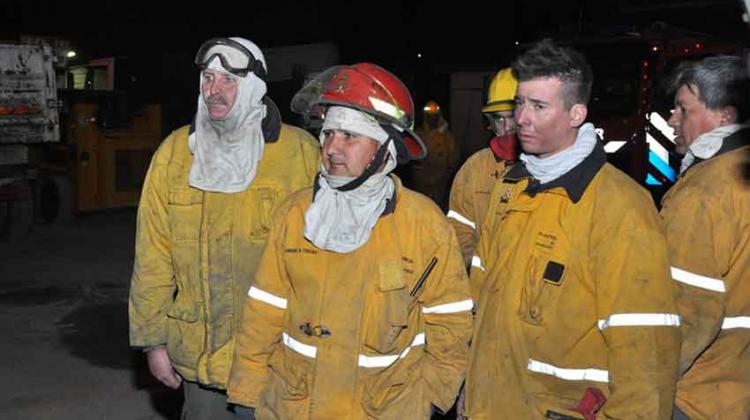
[3, 0, 748, 65]
[2, 0, 748, 131]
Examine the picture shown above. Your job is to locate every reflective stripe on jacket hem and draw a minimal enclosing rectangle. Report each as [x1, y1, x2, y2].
[358, 333, 426, 368]
[282, 332, 316, 358]
[423, 299, 474, 314]
[527, 358, 609, 383]
[597, 313, 681, 330]
[671, 266, 726, 293]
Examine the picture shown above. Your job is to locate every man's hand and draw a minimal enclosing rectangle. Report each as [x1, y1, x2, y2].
[146, 346, 182, 389]
[456, 386, 466, 420]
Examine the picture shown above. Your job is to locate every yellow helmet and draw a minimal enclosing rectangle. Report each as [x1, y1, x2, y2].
[482, 68, 518, 113]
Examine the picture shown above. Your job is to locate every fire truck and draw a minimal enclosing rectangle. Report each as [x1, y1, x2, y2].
[0, 42, 162, 239]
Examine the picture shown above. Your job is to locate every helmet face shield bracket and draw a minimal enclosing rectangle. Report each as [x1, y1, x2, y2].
[195, 38, 267, 79]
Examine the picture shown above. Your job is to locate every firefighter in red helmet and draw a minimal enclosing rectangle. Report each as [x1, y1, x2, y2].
[227, 63, 472, 419]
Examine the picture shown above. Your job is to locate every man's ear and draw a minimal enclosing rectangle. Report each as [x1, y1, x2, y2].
[719, 106, 738, 125]
[569, 104, 588, 127]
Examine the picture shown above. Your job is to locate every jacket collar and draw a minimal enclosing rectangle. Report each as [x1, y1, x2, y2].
[690, 126, 750, 167]
[504, 141, 607, 203]
[312, 173, 398, 216]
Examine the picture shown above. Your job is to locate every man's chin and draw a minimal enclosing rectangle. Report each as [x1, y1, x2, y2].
[327, 170, 349, 177]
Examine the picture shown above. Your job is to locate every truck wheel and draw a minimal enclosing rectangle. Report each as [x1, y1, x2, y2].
[39, 175, 74, 223]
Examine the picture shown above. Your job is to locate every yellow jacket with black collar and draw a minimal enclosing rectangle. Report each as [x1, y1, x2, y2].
[465, 143, 680, 419]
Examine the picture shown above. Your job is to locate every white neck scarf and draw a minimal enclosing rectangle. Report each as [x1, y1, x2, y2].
[680, 124, 745, 175]
[520, 122, 597, 184]
[188, 38, 268, 193]
[304, 106, 396, 253]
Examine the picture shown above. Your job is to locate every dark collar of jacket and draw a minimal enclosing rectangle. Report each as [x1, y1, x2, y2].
[504, 141, 607, 203]
[312, 173, 398, 216]
[187, 95, 282, 143]
[689, 126, 750, 168]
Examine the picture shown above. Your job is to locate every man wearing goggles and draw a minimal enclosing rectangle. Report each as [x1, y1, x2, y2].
[194, 37, 267, 79]
[129, 37, 320, 419]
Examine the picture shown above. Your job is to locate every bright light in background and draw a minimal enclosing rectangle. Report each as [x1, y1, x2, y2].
[515, 41, 519, 46]
[66, 50, 77, 58]
[417, 53, 422, 58]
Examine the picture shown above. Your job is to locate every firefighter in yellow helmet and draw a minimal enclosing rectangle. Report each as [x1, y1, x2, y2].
[447, 68, 519, 274]
[128, 37, 320, 419]
[662, 55, 750, 419]
[411, 100, 460, 209]
[227, 63, 472, 419]
[464, 39, 680, 419]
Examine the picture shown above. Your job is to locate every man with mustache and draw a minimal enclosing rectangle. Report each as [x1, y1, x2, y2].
[463, 39, 680, 419]
[129, 37, 320, 419]
[662, 55, 750, 419]
[227, 63, 472, 419]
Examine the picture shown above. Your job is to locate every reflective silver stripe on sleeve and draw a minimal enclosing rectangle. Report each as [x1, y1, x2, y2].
[722, 316, 750, 329]
[471, 255, 485, 272]
[671, 266, 726, 293]
[247, 286, 288, 309]
[597, 313, 681, 330]
[282, 332, 317, 358]
[423, 299, 474, 314]
[527, 358, 609, 383]
[447, 210, 476, 229]
[358, 333, 426, 368]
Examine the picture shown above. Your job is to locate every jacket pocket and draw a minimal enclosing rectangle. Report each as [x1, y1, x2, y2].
[165, 287, 203, 369]
[362, 353, 428, 419]
[267, 345, 311, 400]
[518, 254, 567, 326]
[362, 261, 411, 354]
[246, 185, 280, 241]
[257, 344, 312, 420]
[168, 188, 203, 242]
[166, 285, 199, 322]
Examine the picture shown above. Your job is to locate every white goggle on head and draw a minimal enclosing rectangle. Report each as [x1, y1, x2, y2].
[195, 37, 266, 79]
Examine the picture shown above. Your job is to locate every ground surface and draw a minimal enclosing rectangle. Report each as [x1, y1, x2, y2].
[0, 209, 181, 419]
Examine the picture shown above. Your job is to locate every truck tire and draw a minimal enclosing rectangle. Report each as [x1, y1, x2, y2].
[39, 174, 74, 223]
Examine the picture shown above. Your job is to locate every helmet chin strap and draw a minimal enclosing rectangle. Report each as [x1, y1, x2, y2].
[334, 138, 393, 192]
